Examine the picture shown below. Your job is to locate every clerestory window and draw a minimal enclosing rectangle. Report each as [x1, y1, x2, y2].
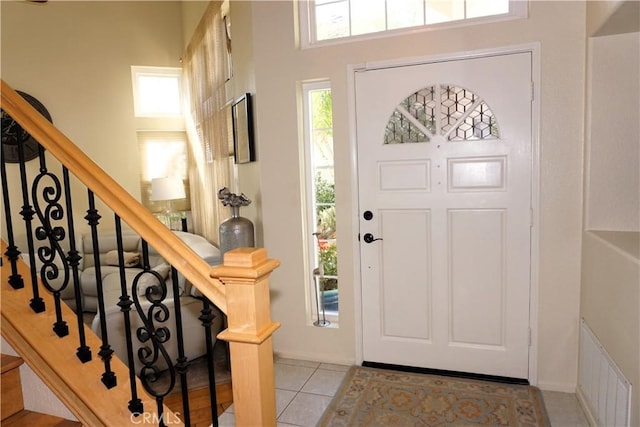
[299, 0, 527, 47]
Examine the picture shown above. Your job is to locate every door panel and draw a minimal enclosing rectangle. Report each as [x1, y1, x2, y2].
[357, 52, 532, 379]
[379, 160, 431, 191]
[448, 156, 506, 191]
[449, 209, 505, 347]
[380, 209, 431, 340]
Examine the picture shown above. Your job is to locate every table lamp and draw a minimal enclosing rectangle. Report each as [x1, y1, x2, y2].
[151, 176, 186, 229]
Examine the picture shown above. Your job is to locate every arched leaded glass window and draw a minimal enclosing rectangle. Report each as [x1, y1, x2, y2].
[384, 84, 499, 144]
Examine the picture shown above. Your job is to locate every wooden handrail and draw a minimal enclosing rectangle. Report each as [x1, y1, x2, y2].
[0, 80, 226, 313]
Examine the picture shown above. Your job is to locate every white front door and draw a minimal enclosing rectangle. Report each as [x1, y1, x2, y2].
[356, 52, 532, 379]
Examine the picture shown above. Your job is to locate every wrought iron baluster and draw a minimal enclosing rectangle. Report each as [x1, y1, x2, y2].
[15, 133, 45, 312]
[133, 239, 175, 425]
[62, 167, 91, 362]
[32, 146, 69, 337]
[0, 150, 24, 290]
[85, 190, 117, 389]
[198, 298, 219, 427]
[113, 215, 144, 415]
[170, 266, 191, 426]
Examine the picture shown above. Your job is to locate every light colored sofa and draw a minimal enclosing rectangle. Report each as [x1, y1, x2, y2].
[65, 230, 224, 372]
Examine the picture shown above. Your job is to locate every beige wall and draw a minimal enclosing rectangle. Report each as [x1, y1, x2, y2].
[248, 1, 587, 391]
[587, 0, 640, 36]
[181, 1, 209, 49]
[225, 1, 263, 247]
[585, 32, 640, 231]
[1, 1, 186, 242]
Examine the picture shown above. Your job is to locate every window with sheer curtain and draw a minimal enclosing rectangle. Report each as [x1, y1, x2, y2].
[181, 2, 234, 244]
[137, 131, 191, 213]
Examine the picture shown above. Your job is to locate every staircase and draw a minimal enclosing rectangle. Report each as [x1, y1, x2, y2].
[1, 354, 81, 426]
[1, 79, 281, 426]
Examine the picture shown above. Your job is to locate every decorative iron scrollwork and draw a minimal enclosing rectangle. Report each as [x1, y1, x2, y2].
[32, 168, 70, 337]
[132, 269, 176, 399]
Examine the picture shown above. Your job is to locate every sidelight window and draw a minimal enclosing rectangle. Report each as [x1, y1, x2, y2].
[301, 81, 338, 326]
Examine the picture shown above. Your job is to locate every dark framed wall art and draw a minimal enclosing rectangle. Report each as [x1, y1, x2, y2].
[232, 93, 255, 164]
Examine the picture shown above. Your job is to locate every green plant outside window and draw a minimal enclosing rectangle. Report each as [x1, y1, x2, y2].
[309, 87, 338, 306]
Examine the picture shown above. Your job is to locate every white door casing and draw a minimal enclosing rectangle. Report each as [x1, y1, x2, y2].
[356, 52, 533, 379]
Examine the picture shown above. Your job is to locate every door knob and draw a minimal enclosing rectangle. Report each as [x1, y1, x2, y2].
[363, 233, 382, 243]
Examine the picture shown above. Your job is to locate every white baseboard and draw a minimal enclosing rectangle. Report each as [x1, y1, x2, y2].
[273, 350, 355, 367]
[537, 381, 577, 393]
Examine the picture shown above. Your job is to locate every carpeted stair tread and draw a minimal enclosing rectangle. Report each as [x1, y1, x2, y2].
[3, 410, 82, 427]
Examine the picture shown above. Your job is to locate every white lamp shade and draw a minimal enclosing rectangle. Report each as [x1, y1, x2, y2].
[151, 177, 186, 201]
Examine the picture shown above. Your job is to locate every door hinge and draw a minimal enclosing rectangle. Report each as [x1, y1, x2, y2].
[528, 328, 532, 346]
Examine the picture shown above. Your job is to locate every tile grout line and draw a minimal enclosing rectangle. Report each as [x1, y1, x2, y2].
[275, 363, 321, 424]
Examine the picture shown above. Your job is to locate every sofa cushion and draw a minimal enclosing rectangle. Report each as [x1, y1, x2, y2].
[136, 263, 171, 295]
[172, 231, 222, 296]
[80, 266, 141, 298]
[79, 232, 146, 270]
[91, 295, 223, 373]
[82, 266, 184, 312]
[76, 231, 220, 310]
[173, 231, 221, 265]
[104, 250, 141, 267]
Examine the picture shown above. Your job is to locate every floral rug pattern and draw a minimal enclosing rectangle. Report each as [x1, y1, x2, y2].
[318, 366, 550, 426]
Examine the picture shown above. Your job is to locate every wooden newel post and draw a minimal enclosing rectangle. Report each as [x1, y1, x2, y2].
[211, 247, 281, 427]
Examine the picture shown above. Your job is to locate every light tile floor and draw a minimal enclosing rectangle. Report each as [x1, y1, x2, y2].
[541, 390, 591, 426]
[219, 357, 591, 427]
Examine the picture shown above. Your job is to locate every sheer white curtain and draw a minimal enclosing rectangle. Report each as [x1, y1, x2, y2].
[182, 1, 233, 243]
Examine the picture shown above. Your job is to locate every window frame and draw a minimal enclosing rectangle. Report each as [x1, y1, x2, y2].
[131, 66, 184, 118]
[298, 0, 528, 49]
[301, 80, 339, 326]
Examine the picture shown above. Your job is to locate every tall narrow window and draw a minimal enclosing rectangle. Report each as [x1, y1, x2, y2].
[302, 81, 338, 326]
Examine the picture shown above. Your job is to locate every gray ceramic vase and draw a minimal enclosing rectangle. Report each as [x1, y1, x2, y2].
[219, 205, 254, 256]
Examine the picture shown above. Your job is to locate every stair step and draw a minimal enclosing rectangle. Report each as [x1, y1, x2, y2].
[1, 354, 24, 374]
[1, 354, 25, 420]
[2, 410, 82, 427]
[1, 355, 80, 425]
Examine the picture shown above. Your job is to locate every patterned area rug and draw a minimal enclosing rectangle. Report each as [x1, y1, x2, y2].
[318, 366, 550, 426]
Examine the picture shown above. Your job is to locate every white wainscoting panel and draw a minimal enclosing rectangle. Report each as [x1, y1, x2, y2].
[579, 319, 632, 427]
